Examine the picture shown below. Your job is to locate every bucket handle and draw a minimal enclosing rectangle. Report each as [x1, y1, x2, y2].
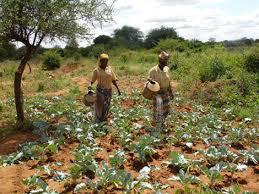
[147, 79, 156, 85]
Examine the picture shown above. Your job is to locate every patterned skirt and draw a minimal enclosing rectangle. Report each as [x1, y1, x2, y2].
[153, 91, 171, 127]
[95, 85, 112, 122]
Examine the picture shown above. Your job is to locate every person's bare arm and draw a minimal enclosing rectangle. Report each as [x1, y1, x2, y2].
[168, 81, 174, 100]
[112, 80, 121, 95]
[88, 70, 97, 90]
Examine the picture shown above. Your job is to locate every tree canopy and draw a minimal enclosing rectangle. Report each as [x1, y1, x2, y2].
[0, 0, 115, 129]
[0, 0, 114, 47]
[145, 26, 178, 49]
[113, 26, 144, 49]
[94, 35, 112, 45]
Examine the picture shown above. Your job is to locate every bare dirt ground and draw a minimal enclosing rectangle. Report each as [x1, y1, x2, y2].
[0, 131, 258, 193]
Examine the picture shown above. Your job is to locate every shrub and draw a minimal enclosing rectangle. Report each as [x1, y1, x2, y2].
[244, 48, 259, 73]
[73, 52, 81, 62]
[155, 38, 188, 53]
[43, 51, 61, 70]
[120, 53, 129, 63]
[235, 71, 256, 96]
[199, 57, 226, 82]
[37, 82, 44, 92]
[0, 47, 7, 61]
[89, 44, 106, 58]
[137, 53, 157, 64]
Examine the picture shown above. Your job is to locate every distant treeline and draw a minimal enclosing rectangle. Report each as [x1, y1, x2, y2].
[1, 25, 259, 61]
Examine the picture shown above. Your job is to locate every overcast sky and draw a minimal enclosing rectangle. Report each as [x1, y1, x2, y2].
[41, 0, 259, 47]
[91, 0, 259, 43]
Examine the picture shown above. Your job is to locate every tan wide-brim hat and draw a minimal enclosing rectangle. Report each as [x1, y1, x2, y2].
[146, 80, 160, 92]
[159, 51, 170, 60]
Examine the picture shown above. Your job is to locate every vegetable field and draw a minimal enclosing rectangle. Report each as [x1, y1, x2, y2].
[0, 68, 258, 193]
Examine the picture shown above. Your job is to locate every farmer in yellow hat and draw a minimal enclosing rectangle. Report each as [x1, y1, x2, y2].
[89, 53, 121, 122]
[148, 51, 174, 128]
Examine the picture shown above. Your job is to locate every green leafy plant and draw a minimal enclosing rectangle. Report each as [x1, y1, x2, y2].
[244, 48, 259, 73]
[197, 146, 238, 165]
[23, 175, 58, 194]
[84, 161, 139, 193]
[199, 57, 226, 82]
[200, 162, 227, 187]
[130, 136, 156, 162]
[43, 51, 61, 70]
[238, 146, 259, 165]
[167, 151, 190, 171]
[39, 165, 69, 182]
[70, 145, 99, 180]
[109, 150, 127, 169]
[169, 169, 200, 185]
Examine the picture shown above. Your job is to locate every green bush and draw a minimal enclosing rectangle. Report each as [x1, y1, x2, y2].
[155, 38, 188, 53]
[120, 53, 129, 63]
[118, 51, 135, 63]
[137, 53, 157, 64]
[244, 48, 259, 73]
[89, 44, 106, 58]
[199, 57, 226, 82]
[37, 82, 44, 92]
[235, 71, 256, 96]
[43, 51, 61, 70]
[73, 52, 81, 62]
[0, 47, 8, 61]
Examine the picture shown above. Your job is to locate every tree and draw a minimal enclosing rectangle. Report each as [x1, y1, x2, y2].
[93, 35, 112, 45]
[145, 26, 178, 49]
[113, 26, 144, 49]
[208, 37, 216, 43]
[65, 36, 79, 50]
[65, 36, 79, 57]
[0, 0, 114, 129]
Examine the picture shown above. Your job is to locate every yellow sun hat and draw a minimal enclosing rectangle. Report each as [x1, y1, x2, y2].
[100, 53, 109, 60]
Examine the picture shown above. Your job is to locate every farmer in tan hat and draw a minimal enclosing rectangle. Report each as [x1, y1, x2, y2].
[148, 51, 173, 128]
[89, 53, 121, 122]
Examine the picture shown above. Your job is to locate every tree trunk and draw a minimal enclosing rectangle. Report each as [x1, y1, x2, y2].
[14, 48, 33, 130]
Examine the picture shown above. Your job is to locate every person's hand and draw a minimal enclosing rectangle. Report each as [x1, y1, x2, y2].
[169, 90, 174, 100]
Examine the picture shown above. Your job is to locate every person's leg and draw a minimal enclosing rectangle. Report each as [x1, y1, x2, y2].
[152, 96, 157, 127]
[95, 88, 105, 122]
[153, 95, 164, 129]
[101, 90, 112, 122]
[161, 93, 171, 129]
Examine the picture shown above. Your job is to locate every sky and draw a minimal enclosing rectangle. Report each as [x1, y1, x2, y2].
[90, 0, 259, 45]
